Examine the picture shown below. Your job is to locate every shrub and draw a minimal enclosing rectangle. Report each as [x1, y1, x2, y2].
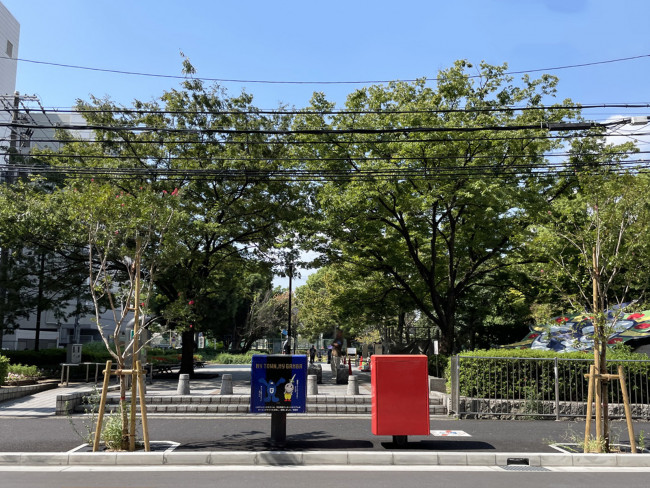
[8, 364, 40, 378]
[213, 352, 255, 364]
[0, 355, 9, 386]
[449, 348, 650, 403]
[2, 348, 65, 375]
[82, 341, 113, 363]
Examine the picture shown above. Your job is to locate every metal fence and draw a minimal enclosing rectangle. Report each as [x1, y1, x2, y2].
[449, 355, 650, 420]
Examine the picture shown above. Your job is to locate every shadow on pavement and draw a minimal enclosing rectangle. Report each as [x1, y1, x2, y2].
[380, 439, 495, 450]
[176, 430, 374, 451]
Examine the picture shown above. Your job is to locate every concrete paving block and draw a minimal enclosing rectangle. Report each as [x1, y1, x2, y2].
[336, 405, 347, 414]
[572, 453, 617, 466]
[392, 452, 438, 465]
[20, 453, 70, 466]
[317, 395, 328, 404]
[616, 454, 650, 467]
[257, 451, 303, 465]
[164, 452, 211, 465]
[437, 452, 468, 465]
[115, 452, 165, 465]
[344, 396, 355, 404]
[326, 404, 339, 413]
[227, 404, 239, 413]
[317, 405, 327, 413]
[303, 451, 349, 465]
[68, 452, 117, 465]
[209, 451, 257, 465]
[236, 404, 249, 413]
[335, 396, 347, 404]
[347, 452, 393, 465]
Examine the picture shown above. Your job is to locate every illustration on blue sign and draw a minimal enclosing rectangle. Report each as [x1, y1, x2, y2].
[250, 355, 307, 413]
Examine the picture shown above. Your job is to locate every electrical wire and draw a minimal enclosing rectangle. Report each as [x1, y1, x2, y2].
[2, 53, 648, 85]
[3, 158, 649, 182]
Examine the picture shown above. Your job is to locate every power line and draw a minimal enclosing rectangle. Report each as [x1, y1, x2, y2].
[3, 158, 649, 182]
[5, 102, 650, 117]
[8, 130, 650, 149]
[2, 53, 649, 85]
[0, 119, 625, 137]
[2, 150, 646, 164]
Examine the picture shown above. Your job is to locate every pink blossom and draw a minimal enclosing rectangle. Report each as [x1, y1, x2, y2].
[188, 300, 195, 306]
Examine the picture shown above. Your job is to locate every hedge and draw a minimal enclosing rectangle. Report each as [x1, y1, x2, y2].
[0, 355, 8, 386]
[450, 348, 650, 404]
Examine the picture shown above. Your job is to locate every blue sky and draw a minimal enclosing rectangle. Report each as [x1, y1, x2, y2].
[2, 0, 650, 287]
[3, 0, 650, 111]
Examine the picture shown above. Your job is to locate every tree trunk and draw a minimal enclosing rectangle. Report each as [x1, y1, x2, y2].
[119, 368, 130, 451]
[34, 252, 46, 352]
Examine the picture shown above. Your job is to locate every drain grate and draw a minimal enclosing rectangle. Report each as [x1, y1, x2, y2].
[500, 465, 550, 472]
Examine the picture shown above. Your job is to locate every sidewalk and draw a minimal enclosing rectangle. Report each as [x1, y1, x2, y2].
[0, 362, 377, 417]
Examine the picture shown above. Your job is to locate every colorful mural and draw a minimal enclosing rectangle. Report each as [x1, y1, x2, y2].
[505, 307, 650, 352]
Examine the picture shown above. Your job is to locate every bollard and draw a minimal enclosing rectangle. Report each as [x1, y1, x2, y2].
[220, 373, 233, 395]
[307, 374, 318, 395]
[176, 374, 190, 395]
[347, 375, 359, 395]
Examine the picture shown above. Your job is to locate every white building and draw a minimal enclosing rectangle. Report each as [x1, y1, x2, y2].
[0, 1, 19, 153]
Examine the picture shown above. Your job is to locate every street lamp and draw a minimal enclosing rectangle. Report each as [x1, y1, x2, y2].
[286, 262, 293, 354]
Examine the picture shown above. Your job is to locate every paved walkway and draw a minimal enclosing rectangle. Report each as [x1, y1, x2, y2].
[0, 362, 372, 417]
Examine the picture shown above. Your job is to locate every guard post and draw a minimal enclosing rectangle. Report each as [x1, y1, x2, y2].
[250, 354, 307, 447]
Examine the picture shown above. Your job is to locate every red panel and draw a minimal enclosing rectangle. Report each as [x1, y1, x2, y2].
[371, 355, 430, 436]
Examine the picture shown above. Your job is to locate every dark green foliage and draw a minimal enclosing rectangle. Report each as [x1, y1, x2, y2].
[451, 349, 650, 404]
[0, 355, 8, 385]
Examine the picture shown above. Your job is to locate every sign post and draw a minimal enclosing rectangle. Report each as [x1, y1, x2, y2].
[251, 354, 307, 447]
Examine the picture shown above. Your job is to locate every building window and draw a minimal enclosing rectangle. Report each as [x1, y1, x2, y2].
[6, 40, 13, 58]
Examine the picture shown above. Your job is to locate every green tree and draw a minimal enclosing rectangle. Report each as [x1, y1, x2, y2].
[42, 66, 307, 374]
[530, 153, 649, 452]
[0, 179, 90, 350]
[295, 61, 579, 354]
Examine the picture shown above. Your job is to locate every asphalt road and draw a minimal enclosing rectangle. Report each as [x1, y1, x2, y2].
[1, 415, 648, 453]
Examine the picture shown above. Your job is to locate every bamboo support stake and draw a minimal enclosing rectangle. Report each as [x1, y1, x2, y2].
[584, 365, 595, 452]
[618, 365, 637, 453]
[137, 360, 150, 451]
[93, 360, 112, 452]
[129, 237, 142, 452]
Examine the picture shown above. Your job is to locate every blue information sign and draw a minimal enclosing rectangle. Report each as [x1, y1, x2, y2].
[250, 354, 307, 413]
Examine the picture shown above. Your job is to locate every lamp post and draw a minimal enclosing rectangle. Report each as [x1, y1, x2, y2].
[287, 262, 293, 354]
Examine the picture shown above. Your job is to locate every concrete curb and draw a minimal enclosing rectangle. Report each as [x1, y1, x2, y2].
[2, 451, 650, 467]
